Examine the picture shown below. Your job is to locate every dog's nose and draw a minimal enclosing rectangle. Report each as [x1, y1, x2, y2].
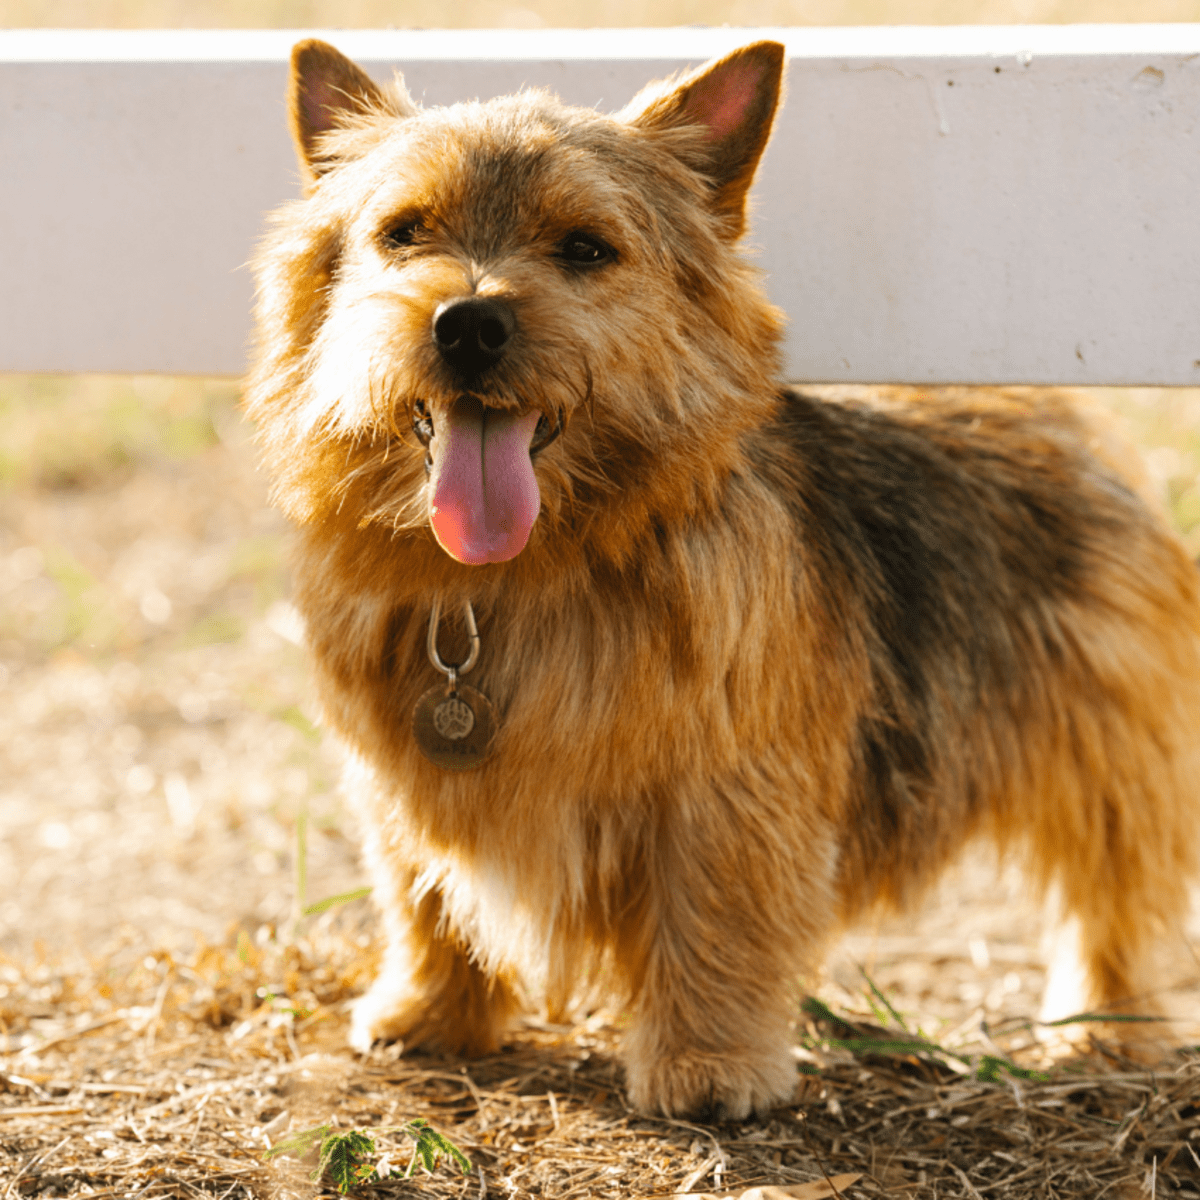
[432, 296, 516, 377]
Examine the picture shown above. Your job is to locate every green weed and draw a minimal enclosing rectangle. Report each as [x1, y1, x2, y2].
[265, 1118, 471, 1193]
[801, 977, 1049, 1084]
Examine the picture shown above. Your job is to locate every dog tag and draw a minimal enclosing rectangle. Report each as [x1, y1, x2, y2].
[412, 683, 497, 770]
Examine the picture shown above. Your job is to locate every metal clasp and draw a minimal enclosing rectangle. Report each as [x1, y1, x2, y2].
[426, 599, 480, 694]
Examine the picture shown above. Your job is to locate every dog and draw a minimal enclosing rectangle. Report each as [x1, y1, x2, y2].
[246, 38, 1200, 1119]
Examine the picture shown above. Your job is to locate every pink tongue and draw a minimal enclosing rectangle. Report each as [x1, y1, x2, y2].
[428, 398, 542, 564]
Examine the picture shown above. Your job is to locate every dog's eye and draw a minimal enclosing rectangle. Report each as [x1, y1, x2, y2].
[558, 233, 614, 267]
[382, 221, 423, 251]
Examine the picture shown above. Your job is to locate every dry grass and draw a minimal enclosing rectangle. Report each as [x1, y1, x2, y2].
[2, 924, 1198, 1199]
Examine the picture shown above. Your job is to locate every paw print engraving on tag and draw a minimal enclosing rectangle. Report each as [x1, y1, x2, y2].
[433, 695, 475, 739]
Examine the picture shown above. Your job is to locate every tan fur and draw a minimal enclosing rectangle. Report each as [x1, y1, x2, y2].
[247, 41, 1200, 1119]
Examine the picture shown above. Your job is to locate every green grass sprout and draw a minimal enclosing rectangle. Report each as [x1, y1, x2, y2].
[265, 1119, 471, 1194]
[302, 887, 374, 917]
[1041, 1011, 1169, 1026]
[801, 979, 1052, 1084]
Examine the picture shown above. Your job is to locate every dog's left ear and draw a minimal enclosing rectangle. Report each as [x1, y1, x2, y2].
[628, 41, 785, 237]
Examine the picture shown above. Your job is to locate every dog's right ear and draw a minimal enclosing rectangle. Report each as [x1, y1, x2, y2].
[289, 40, 416, 185]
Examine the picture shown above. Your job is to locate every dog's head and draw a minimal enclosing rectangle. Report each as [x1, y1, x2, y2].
[247, 41, 786, 572]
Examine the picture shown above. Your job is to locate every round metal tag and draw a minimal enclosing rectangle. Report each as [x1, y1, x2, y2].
[412, 683, 497, 771]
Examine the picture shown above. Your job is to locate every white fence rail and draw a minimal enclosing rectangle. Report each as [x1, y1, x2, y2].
[2, 26, 1198, 384]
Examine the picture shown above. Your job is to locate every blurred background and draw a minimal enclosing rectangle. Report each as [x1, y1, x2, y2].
[3, 0, 1200, 28]
[2, 0, 1198, 1029]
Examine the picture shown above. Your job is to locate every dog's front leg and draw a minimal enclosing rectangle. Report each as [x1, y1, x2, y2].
[342, 754, 518, 1057]
[619, 779, 836, 1120]
[350, 873, 518, 1056]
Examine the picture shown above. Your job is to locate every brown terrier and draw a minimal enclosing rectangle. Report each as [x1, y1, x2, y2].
[247, 39, 1200, 1119]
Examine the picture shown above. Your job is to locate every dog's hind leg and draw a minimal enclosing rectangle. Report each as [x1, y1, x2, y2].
[1037, 864, 1178, 1058]
[1030, 715, 1198, 1056]
[1007, 498, 1200, 1056]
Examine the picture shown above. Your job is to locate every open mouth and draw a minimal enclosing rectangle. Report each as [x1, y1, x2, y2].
[411, 398, 561, 565]
[412, 401, 562, 464]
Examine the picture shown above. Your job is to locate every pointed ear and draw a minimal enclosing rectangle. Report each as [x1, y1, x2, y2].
[288, 39, 413, 184]
[629, 41, 785, 237]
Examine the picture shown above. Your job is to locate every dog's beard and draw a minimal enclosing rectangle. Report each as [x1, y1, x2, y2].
[317, 341, 591, 548]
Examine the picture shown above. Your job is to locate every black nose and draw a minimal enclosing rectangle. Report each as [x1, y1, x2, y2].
[432, 296, 516, 377]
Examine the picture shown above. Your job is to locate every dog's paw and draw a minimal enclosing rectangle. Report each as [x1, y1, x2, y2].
[350, 989, 496, 1056]
[348, 985, 422, 1054]
[349, 973, 511, 1058]
[624, 1046, 798, 1121]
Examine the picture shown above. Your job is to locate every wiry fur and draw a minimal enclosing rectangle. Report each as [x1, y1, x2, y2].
[247, 40, 1200, 1119]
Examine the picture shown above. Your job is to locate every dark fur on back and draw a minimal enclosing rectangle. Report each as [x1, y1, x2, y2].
[756, 388, 1196, 923]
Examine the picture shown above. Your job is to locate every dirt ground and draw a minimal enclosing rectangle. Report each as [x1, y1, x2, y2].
[1, 376, 1199, 1198]
[0, 375, 359, 967]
